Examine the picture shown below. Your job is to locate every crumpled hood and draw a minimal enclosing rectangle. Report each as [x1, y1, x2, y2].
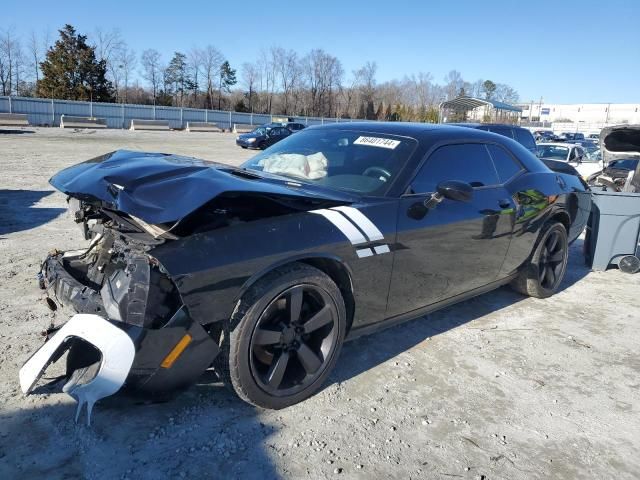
[50, 150, 354, 224]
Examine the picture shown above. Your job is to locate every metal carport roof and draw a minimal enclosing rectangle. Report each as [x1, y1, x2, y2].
[439, 96, 522, 113]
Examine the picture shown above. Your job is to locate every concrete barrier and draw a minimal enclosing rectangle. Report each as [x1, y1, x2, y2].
[186, 122, 223, 132]
[0, 113, 29, 126]
[60, 115, 107, 129]
[232, 123, 254, 133]
[130, 119, 170, 131]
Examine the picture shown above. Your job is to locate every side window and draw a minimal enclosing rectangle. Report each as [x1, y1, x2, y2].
[514, 128, 537, 150]
[569, 148, 577, 160]
[412, 143, 500, 193]
[486, 144, 523, 182]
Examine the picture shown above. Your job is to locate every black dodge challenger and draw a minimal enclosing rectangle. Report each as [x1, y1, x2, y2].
[20, 122, 590, 422]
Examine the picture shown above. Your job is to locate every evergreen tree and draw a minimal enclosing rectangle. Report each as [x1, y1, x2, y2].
[482, 80, 497, 100]
[165, 52, 193, 106]
[365, 100, 375, 120]
[375, 102, 384, 120]
[384, 104, 392, 121]
[217, 61, 237, 109]
[37, 24, 113, 101]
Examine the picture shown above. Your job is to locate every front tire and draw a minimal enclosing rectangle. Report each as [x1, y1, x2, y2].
[510, 222, 569, 298]
[217, 263, 346, 409]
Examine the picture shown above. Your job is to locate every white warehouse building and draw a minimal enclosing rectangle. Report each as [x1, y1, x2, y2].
[519, 102, 640, 124]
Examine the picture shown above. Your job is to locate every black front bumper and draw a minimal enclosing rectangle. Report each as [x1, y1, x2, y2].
[38, 253, 220, 395]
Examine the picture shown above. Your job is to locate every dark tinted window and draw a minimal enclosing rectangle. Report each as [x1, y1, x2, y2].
[486, 126, 515, 139]
[514, 128, 537, 150]
[412, 143, 499, 193]
[486, 144, 522, 182]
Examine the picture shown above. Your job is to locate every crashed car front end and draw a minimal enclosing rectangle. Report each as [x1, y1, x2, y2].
[20, 149, 354, 423]
[21, 210, 220, 424]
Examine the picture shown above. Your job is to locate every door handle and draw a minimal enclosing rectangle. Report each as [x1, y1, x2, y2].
[498, 199, 512, 209]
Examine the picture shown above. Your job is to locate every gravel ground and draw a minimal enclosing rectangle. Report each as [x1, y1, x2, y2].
[1, 127, 639, 480]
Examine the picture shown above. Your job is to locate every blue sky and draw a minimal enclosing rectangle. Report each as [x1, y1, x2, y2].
[4, 0, 639, 103]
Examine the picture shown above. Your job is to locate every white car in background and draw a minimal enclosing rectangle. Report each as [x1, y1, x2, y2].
[536, 142, 604, 179]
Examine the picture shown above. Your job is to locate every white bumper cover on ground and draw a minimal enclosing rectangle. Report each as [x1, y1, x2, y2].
[19, 314, 135, 425]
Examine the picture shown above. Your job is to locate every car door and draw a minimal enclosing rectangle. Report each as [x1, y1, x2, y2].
[267, 127, 289, 146]
[386, 142, 515, 318]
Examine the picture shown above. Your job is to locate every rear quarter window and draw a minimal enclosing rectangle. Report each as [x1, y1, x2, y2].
[486, 144, 523, 183]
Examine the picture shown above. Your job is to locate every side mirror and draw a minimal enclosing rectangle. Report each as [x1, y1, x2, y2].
[423, 180, 473, 209]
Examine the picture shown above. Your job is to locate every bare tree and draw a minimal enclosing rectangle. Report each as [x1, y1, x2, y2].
[117, 46, 136, 103]
[27, 31, 41, 86]
[493, 83, 519, 103]
[302, 49, 343, 117]
[200, 45, 223, 109]
[140, 49, 162, 104]
[188, 48, 203, 106]
[94, 28, 124, 100]
[271, 47, 300, 115]
[0, 28, 18, 95]
[443, 70, 464, 100]
[241, 62, 259, 112]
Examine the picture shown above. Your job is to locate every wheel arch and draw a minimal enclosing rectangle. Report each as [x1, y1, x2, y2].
[550, 209, 571, 232]
[236, 254, 356, 332]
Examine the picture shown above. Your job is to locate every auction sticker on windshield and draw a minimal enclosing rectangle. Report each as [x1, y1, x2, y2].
[354, 136, 401, 149]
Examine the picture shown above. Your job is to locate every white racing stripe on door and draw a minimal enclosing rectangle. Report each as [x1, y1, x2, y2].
[374, 245, 390, 254]
[356, 248, 375, 258]
[311, 209, 367, 245]
[330, 206, 384, 242]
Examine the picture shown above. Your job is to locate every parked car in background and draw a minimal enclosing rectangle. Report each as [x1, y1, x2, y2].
[534, 130, 555, 143]
[281, 122, 306, 131]
[537, 143, 585, 163]
[537, 142, 602, 179]
[588, 133, 600, 141]
[451, 123, 537, 154]
[236, 124, 292, 149]
[565, 139, 598, 149]
[557, 132, 585, 141]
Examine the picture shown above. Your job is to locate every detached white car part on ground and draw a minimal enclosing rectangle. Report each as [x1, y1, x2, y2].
[19, 314, 136, 425]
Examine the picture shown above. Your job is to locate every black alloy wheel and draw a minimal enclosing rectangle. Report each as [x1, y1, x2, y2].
[510, 222, 569, 298]
[218, 263, 346, 409]
[250, 284, 338, 397]
[538, 228, 567, 290]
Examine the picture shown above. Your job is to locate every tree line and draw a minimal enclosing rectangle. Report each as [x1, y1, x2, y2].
[0, 24, 520, 121]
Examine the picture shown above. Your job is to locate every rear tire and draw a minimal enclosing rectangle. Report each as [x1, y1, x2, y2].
[215, 263, 346, 409]
[510, 222, 569, 298]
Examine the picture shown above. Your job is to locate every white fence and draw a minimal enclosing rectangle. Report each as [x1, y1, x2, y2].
[0, 96, 357, 130]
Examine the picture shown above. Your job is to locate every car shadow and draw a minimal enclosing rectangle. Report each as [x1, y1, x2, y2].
[329, 250, 590, 388]
[1, 376, 280, 479]
[0, 190, 66, 236]
[0, 129, 35, 134]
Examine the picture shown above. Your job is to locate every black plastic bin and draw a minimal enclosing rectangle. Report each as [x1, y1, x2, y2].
[585, 189, 640, 273]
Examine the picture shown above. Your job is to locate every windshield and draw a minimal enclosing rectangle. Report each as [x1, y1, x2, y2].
[242, 129, 417, 195]
[251, 127, 267, 136]
[537, 145, 569, 160]
[609, 159, 639, 170]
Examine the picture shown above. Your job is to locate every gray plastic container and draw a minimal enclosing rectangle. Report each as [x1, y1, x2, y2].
[585, 189, 640, 272]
